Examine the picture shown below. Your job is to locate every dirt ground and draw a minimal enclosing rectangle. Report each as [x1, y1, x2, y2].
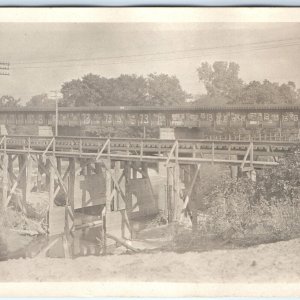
[1, 237, 300, 282]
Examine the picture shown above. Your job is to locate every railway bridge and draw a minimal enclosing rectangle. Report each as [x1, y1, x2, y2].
[0, 133, 294, 258]
[1, 104, 300, 139]
[1, 104, 299, 257]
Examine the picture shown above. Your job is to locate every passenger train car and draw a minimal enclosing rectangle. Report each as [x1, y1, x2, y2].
[0, 105, 300, 130]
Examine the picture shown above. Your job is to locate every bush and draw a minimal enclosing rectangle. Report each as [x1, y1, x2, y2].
[195, 148, 300, 241]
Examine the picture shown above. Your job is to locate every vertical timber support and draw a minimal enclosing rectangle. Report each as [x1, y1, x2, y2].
[48, 157, 55, 224]
[2, 154, 8, 213]
[25, 154, 33, 205]
[165, 140, 181, 224]
[66, 157, 76, 258]
[124, 161, 132, 214]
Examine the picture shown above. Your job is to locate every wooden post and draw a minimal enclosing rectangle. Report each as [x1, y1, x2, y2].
[48, 158, 55, 211]
[66, 157, 75, 258]
[25, 154, 33, 204]
[68, 158, 75, 209]
[56, 157, 62, 175]
[166, 165, 174, 223]
[124, 161, 132, 213]
[2, 154, 8, 212]
[7, 155, 14, 190]
[18, 155, 28, 214]
[95, 162, 101, 175]
[141, 162, 148, 179]
[114, 161, 121, 210]
[105, 159, 112, 212]
[45, 159, 51, 189]
[173, 162, 181, 222]
[37, 155, 43, 192]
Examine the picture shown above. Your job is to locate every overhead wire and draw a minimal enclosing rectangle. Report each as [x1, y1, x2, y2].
[9, 38, 300, 70]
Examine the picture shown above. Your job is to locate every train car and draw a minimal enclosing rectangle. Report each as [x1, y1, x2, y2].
[261, 112, 280, 129]
[2, 104, 300, 134]
[230, 112, 246, 128]
[170, 113, 185, 127]
[281, 111, 298, 128]
[215, 112, 230, 128]
[246, 112, 263, 129]
[185, 113, 199, 128]
[198, 112, 214, 128]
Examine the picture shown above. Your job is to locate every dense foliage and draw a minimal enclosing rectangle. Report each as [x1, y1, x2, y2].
[197, 61, 300, 105]
[60, 73, 188, 107]
[201, 150, 300, 239]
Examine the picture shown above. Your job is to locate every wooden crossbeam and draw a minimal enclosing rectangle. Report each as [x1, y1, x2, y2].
[48, 157, 68, 195]
[241, 142, 254, 171]
[179, 164, 201, 223]
[166, 140, 178, 165]
[96, 139, 110, 162]
[54, 165, 70, 199]
[102, 160, 126, 202]
[42, 137, 55, 159]
[4, 158, 27, 209]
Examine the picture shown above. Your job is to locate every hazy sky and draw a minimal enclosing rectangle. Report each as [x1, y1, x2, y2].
[1, 22, 300, 103]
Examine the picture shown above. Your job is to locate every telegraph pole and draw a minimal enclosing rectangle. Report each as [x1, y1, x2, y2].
[0, 62, 9, 76]
[48, 90, 62, 136]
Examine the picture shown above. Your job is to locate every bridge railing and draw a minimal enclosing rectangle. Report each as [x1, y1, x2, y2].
[0, 135, 283, 167]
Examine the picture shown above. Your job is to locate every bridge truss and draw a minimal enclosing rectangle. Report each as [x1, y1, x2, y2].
[0, 135, 289, 257]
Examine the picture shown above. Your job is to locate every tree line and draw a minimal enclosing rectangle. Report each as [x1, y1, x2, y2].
[1, 62, 300, 108]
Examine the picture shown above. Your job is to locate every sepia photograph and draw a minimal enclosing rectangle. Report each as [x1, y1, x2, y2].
[0, 7, 300, 297]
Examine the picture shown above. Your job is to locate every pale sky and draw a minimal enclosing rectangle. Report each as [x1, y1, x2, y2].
[1, 22, 300, 103]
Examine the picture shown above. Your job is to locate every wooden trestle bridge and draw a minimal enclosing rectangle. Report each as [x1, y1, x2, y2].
[0, 135, 292, 257]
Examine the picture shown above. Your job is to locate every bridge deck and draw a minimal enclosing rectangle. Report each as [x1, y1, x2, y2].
[0, 135, 286, 166]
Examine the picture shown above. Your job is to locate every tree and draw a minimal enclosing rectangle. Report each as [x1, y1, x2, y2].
[26, 93, 56, 108]
[0, 95, 20, 107]
[197, 61, 300, 105]
[147, 73, 188, 106]
[237, 80, 299, 105]
[60, 73, 187, 107]
[197, 61, 244, 103]
[61, 73, 148, 107]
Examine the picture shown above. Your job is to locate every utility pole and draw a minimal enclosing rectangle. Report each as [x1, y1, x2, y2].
[0, 62, 9, 76]
[48, 90, 62, 136]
